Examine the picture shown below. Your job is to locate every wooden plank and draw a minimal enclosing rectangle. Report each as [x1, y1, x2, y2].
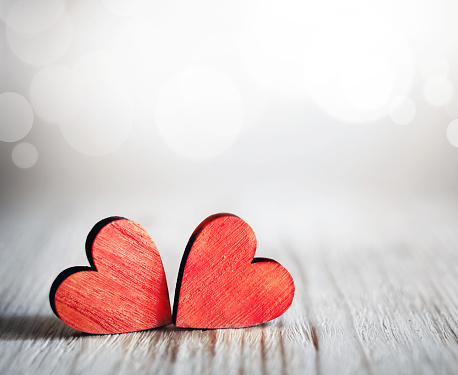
[0, 199, 457, 374]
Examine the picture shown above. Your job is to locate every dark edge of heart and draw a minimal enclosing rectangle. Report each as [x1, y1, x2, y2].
[49, 216, 126, 317]
[172, 213, 241, 324]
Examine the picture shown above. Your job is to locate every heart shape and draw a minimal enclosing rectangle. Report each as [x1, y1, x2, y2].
[173, 214, 295, 329]
[50, 217, 172, 334]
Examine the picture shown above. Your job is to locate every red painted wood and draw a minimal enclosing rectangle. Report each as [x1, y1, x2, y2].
[50, 217, 172, 334]
[173, 214, 295, 329]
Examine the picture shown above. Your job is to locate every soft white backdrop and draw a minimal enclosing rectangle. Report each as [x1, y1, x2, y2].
[1, 0, 458, 240]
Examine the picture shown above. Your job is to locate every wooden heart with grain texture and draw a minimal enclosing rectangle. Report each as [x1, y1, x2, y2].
[173, 214, 295, 329]
[50, 217, 172, 334]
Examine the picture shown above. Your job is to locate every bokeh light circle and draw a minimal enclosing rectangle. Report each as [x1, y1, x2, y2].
[6, 0, 64, 34]
[445, 96, 458, 118]
[155, 66, 244, 159]
[0, 0, 16, 22]
[419, 54, 449, 79]
[11, 142, 38, 168]
[422, 75, 454, 106]
[389, 96, 416, 125]
[100, 0, 146, 16]
[30, 65, 81, 124]
[305, 10, 413, 123]
[60, 109, 132, 156]
[69, 0, 119, 48]
[340, 56, 394, 111]
[58, 51, 133, 156]
[0, 92, 34, 142]
[73, 51, 132, 112]
[447, 119, 458, 148]
[240, 0, 313, 99]
[6, 12, 73, 65]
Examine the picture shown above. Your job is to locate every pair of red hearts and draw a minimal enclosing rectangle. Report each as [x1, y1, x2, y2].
[50, 214, 295, 334]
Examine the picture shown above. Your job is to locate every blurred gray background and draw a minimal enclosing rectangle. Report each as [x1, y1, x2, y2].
[1, 0, 458, 281]
[2, 4, 458, 373]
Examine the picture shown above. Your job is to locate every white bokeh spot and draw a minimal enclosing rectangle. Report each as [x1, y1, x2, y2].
[30, 65, 81, 124]
[447, 119, 458, 148]
[60, 109, 132, 156]
[73, 51, 132, 111]
[155, 66, 244, 159]
[240, 0, 316, 99]
[12, 142, 38, 168]
[59, 51, 133, 156]
[389, 96, 416, 125]
[0, 92, 34, 142]
[305, 10, 413, 123]
[6, 0, 64, 34]
[101, 0, 147, 16]
[419, 54, 449, 79]
[423, 75, 454, 107]
[445, 96, 458, 118]
[6, 12, 73, 66]
[69, 0, 119, 48]
[340, 55, 394, 111]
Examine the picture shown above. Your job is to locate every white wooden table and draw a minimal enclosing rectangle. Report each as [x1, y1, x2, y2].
[1, 192, 457, 374]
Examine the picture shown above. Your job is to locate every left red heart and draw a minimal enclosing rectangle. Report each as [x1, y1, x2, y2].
[50, 217, 172, 334]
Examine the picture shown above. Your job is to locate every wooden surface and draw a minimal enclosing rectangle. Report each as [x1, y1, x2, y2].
[0, 195, 457, 374]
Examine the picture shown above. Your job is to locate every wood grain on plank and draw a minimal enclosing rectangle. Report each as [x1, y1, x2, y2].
[0, 198, 457, 374]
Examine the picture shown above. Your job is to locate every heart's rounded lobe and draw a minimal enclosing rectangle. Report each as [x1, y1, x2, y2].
[51, 218, 172, 334]
[173, 214, 295, 329]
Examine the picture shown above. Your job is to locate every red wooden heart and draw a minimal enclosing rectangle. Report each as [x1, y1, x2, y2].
[173, 214, 295, 329]
[50, 217, 172, 334]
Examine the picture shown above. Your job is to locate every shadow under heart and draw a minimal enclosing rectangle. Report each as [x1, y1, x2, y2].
[0, 315, 81, 341]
